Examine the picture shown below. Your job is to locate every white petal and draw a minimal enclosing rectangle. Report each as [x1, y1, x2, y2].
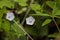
[26, 16, 35, 25]
[6, 12, 15, 21]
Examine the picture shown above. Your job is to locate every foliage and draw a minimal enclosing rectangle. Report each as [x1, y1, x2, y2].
[0, 0, 60, 40]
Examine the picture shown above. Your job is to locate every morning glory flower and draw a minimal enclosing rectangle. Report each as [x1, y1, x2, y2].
[6, 11, 15, 21]
[26, 16, 35, 25]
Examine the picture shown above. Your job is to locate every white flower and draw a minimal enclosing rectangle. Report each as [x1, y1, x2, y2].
[6, 12, 15, 21]
[26, 16, 35, 25]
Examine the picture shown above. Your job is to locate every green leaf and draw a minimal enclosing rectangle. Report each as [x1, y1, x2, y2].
[2, 19, 10, 32]
[30, 3, 41, 11]
[0, 14, 3, 27]
[18, 10, 24, 14]
[42, 19, 52, 26]
[0, 8, 7, 27]
[12, 21, 25, 36]
[55, 10, 60, 15]
[30, 13, 50, 17]
[55, 16, 60, 18]
[14, 0, 27, 6]
[0, 0, 14, 8]
[56, 3, 60, 10]
[18, 7, 27, 14]
[48, 33, 60, 38]
[52, 9, 60, 17]
[46, 1, 55, 9]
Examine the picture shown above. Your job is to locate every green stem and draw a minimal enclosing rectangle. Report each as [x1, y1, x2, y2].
[41, 3, 45, 13]
[21, 0, 34, 25]
[13, 20, 34, 40]
[21, 0, 34, 40]
[51, 0, 60, 33]
[52, 17, 60, 33]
